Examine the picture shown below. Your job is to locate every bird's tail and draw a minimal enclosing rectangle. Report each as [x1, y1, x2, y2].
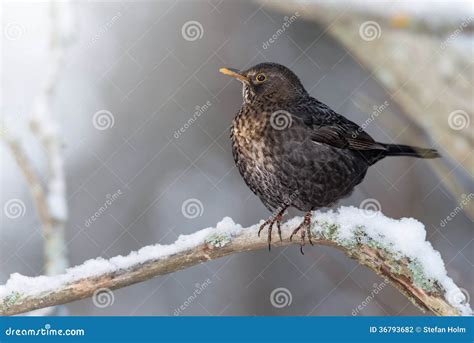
[382, 143, 440, 159]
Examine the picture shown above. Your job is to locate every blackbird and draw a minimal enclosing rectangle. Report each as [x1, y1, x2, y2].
[220, 62, 439, 253]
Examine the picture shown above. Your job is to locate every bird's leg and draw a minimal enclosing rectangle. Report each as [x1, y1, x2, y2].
[290, 211, 313, 254]
[258, 206, 288, 250]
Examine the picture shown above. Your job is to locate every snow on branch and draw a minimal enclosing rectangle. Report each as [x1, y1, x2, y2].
[0, 207, 471, 316]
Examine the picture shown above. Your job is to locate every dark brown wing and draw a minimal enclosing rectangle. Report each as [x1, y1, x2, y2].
[290, 98, 387, 151]
[311, 124, 386, 151]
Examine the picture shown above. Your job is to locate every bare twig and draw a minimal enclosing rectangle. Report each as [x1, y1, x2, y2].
[2, 0, 73, 278]
[27, 0, 75, 275]
[0, 212, 470, 316]
[2, 136, 53, 233]
[1, 1, 74, 317]
[2, 132, 64, 316]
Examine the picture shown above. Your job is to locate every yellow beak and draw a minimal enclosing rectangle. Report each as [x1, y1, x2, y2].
[219, 67, 248, 82]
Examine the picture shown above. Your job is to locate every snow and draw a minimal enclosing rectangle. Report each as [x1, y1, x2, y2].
[302, 0, 474, 53]
[0, 209, 471, 315]
[0, 217, 242, 301]
[309, 0, 474, 24]
[289, 207, 472, 315]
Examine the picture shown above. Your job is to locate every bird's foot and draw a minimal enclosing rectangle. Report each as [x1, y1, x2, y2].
[290, 211, 313, 255]
[258, 206, 288, 251]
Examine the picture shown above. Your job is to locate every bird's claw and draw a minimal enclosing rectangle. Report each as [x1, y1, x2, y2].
[289, 211, 313, 254]
[258, 207, 287, 251]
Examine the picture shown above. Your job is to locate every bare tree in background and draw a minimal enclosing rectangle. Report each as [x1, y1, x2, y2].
[2, 0, 74, 301]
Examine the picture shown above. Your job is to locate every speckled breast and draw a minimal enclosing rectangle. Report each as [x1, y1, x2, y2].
[230, 108, 284, 211]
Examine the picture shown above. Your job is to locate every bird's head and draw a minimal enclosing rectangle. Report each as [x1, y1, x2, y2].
[219, 62, 307, 103]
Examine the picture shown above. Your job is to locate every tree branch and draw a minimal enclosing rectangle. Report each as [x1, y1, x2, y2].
[2, 0, 73, 280]
[0, 209, 471, 316]
[28, 0, 76, 276]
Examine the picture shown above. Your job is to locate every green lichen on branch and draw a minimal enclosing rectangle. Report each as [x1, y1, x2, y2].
[0, 209, 468, 316]
[312, 220, 339, 241]
[310, 220, 440, 294]
[3, 291, 21, 310]
[408, 260, 438, 293]
[205, 233, 232, 248]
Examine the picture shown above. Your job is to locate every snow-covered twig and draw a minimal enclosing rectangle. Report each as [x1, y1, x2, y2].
[0, 207, 471, 316]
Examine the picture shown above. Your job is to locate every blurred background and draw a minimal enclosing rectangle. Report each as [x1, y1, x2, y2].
[1, 0, 472, 316]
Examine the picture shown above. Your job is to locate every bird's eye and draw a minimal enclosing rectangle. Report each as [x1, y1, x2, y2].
[255, 73, 267, 83]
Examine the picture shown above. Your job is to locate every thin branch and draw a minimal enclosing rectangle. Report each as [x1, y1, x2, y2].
[1, 0, 74, 316]
[2, 136, 53, 232]
[2, 0, 73, 278]
[0, 209, 471, 316]
[2, 132, 63, 316]
[27, 0, 75, 276]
